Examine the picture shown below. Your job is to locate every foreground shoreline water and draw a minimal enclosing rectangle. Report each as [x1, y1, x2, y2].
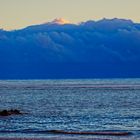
[0, 138, 110, 140]
[0, 138, 131, 140]
[0, 130, 134, 140]
[0, 137, 139, 140]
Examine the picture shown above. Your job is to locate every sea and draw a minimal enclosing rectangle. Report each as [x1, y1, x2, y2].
[0, 79, 140, 140]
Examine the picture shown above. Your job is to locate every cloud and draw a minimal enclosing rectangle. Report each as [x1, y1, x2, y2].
[0, 18, 140, 78]
[50, 18, 71, 25]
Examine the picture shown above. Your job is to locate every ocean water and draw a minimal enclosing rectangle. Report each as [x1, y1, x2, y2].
[0, 79, 140, 139]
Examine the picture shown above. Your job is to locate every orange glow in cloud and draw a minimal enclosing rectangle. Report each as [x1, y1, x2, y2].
[52, 18, 71, 25]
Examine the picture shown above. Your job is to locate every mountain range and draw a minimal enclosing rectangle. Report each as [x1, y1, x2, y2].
[0, 18, 140, 79]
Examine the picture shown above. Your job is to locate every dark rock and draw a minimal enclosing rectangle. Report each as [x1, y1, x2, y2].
[0, 110, 10, 116]
[0, 109, 22, 116]
[10, 109, 22, 115]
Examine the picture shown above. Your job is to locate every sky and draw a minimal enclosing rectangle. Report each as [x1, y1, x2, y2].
[0, 0, 140, 30]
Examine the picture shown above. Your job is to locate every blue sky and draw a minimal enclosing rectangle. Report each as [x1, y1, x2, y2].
[0, 0, 139, 30]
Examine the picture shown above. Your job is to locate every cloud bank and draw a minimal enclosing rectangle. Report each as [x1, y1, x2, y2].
[0, 18, 140, 78]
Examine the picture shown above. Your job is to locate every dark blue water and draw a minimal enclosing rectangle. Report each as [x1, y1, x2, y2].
[0, 79, 140, 139]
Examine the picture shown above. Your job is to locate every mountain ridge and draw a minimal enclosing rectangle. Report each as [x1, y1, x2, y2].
[0, 18, 140, 79]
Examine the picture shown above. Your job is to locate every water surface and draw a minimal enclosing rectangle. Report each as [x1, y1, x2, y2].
[0, 79, 140, 139]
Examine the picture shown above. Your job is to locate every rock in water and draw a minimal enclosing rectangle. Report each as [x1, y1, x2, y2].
[0, 109, 22, 116]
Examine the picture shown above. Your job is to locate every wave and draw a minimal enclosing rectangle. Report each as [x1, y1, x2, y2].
[1, 83, 140, 90]
[0, 130, 132, 136]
